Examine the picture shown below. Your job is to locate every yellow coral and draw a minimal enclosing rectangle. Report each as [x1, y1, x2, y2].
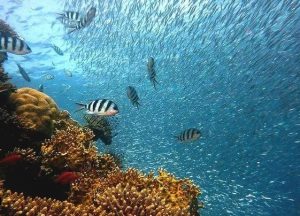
[9, 87, 59, 136]
[72, 168, 202, 215]
[41, 123, 99, 171]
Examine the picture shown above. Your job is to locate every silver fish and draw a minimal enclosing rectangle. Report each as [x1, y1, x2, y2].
[127, 86, 140, 108]
[38, 84, 44, 92]
[44, 74, 54, 80]
[76, 99, 119, 116]
[147, 57, 158, 89]
[52, 44, 63, 55]
[176, 128, 201, 143]
[16, 63, 30, 82]
[64, 69, 72, 77]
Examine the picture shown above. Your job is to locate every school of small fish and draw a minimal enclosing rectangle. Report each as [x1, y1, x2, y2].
[1, 1, 299, 214]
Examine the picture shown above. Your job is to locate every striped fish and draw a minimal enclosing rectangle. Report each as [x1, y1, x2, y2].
[0, 32, 31, 55]
[57, 11, 81, 28]
[52, 44, 63, 55]
[147, 57, 158, 89]
[16, 63, 30, 82]
[127, 86, 140, 108]
[58, 11, 81, 22]
[0, 20, 31, 55]
[76, 99, 119, 116]
[176, 128, 201, 143]
[67, 7, 96, 34]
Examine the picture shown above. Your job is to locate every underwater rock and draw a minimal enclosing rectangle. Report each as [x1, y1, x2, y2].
[8, 87, 59, 137]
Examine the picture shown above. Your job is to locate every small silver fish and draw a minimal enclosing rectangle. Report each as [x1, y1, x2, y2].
[176, 128, 201, 143]
[127, 86, 140, 108]
[76, 99, 119, 116]
[38, 84, 44, 92]
[16, 63, 30, 82]
[52, 44, 63, 55]
[64, 69, 72, 77]
[44, 74, 54, 80]
[147, 57, 158, 89]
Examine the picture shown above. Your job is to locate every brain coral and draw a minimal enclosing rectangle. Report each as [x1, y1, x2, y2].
[9, 87, 59, 137]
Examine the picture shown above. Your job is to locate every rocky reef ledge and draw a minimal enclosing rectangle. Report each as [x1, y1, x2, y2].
[0, 64, 203, 215]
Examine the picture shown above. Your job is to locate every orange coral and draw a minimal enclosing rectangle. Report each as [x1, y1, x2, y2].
[71, 168, 202, 215]
[8, 88, 59, 137]
[40, 123, 98, 171]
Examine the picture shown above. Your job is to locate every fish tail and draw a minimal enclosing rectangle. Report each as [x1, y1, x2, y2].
[136, 101, 141, 109]
[153, 79, 158, 90]
[75, 102, 86, 112]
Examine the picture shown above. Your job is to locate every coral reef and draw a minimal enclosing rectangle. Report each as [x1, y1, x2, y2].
[0, 65, 15, 106]
[41, 123, 98, 171]
[84, 114, 117, 145]
[0, 65, 203, 215]
[8, 87, 59, 137]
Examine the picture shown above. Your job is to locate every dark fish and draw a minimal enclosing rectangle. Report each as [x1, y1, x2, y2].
[52, 44, 63, 55]
[68, 7, 96, 34]
[38, 84, 44, 92]
[147, 57, 158, 89]
[0, 19, 31, 55]
[127, 86, 140, 108]
[16, 63, 30, 82]
[76, 99, 119, 116]
[176, 128, 201, 143]
[84, 114, 118, 145]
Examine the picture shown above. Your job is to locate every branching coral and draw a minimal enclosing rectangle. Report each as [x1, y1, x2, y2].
[71, 168, 202, 215]
[0, 107, 38, 152]
[41, 123, 98, 171]
[0, 64, 203, 215]
[8, 87, 59, 137]
[0, 65, 15, 106]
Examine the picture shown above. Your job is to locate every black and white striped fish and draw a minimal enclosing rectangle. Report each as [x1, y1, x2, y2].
[127, 86, 140, 108]
[52, 44, 63, 55]
[76, 99, 119, 116]
[67, 7, 96, 34]
[147, 57, 158, 89]
[0, 19, 31, 55]
[0, 32, 31, 55]
[175, 128, 201, 143]
[58, 11, 81, 22]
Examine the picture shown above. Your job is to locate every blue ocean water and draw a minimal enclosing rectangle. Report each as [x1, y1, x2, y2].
[1, 0, 300, 215]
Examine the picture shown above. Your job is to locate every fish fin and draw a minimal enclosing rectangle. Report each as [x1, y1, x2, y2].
[75, 102, 86, 112]
[67, 27, 78, 34]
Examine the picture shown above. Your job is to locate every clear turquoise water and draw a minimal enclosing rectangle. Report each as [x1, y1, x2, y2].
[2, 0, 300, 215]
